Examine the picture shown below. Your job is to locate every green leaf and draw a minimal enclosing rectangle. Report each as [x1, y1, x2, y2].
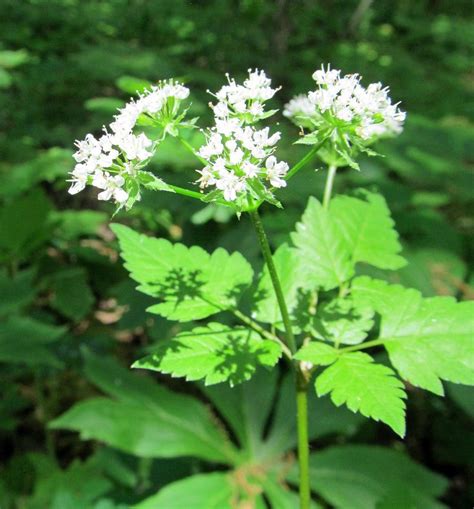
[0, 49, 29, 68]
[291, 197, 353, 291]
[201, 368, 279, 456]
[137, 171, 174, 192]
[0, 317, 65, 367]
[49, 268, 94, 321]
[287, 445, 448, 509]
[330, 191, 405, 270]
[294, 342, 339, 366]
[111, 224, 253, 321]
[447, 383, 474, 418]
[84, 97, 124, 114]
[0, 269, 36, 316]
[115, 75, 152, 94]
[263, 477, 322, 509]
[254, 244, 305, 325]
[315, 352, 407, 436]
[310, 297, 374, 345]
[50, 351, 238, 464]
[0, 188, 52, 261]
[352, 277, 474, 395]
[54, 210, 108, 241]
[134, 323, 281, 387]
[133, 473, 233, 509]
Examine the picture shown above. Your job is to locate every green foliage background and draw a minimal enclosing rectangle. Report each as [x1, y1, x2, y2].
[0, 1, 472, 507]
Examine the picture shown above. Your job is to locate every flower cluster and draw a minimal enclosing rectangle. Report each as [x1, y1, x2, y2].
[197, 70, 288, 204]
[284, 65, 406, 142]
[68, 81, 189, 206]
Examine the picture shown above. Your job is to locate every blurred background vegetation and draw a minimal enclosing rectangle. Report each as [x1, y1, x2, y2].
[0, 1, 473, 507]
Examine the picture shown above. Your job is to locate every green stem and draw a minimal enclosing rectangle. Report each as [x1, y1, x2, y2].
[249, 209, 296, 354]
[340, 337, 387, 353]
[285, 139, 327, 181]
[296, 373, 311, 509]
[232, 308, 292, 360]
[178, 136, 208, 166]
[249, 208, 311, 508]
[168, 184, 204, 201]
[322, 164, 337, 209]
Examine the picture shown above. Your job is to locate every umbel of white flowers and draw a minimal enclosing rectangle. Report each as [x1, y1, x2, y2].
[283, 65, 406, 141]
[67, 81, 190, 204]
[67, 66, 405, 208]
[196, 69, 288, 202]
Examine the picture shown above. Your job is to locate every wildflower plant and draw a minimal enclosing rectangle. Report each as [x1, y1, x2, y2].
[65, 67, 474, 508]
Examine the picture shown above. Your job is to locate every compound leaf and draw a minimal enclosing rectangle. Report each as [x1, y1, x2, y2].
[315, 352, 407, 436]
[352, 276, 474, 395]
[134, 323, 281, 387]
[111, 224, 253, 322]
[291, 197, 353, 291]
[331, 191, 405, 270]
[51, 351, 238, 464]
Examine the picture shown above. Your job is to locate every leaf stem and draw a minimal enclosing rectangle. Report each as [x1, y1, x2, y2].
[339, 337, 388, 353]
[285, 139, 326, 181]
[167, 184, 205, 201]
[322, 164, 337, 209]
[249, 209, 296, 354]
[296, 373, 311, 509]
[231, 309, 292, 360]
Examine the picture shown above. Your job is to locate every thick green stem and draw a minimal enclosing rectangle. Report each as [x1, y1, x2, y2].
[322, 164, 337, 209]
[249, 209, 296, 354]
[296, 373, 311, 509]
[249, 208, 311, 508]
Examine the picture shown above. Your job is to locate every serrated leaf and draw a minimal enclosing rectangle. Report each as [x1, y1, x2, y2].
[331, 191, 405, 270]
[50, 351, 238, 464]
[134, 323, 281, 387]
[291, 197, 353, 291]
[111, 224, 253, 321]
[137, 171, 174, 192]
[294, 342, 339, 366]
[133, 473, 234, 509]
[254, 244, 306, 325]
[352, 276, 474, 395]
[310, 297, 374, 345]
[315, 352, 406, 436]
[287, 445, 448, 509]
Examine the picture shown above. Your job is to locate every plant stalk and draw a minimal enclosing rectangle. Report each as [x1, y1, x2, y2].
[322, 164, 337, 209]
[249, 208, 311, 508]
[296, 372, 311, 509]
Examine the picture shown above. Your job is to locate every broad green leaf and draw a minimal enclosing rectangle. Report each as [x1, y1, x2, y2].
[54, 210, 107, 241]
[49, 268, 94, 321]
[0, 269, 36, 316]
[0, 188, 52, 261]
[0, 317, 65, 367]
[202, 368, 279, 457]
[84, 97, 124, 114]
[133, 473, 234, 509]
[352, 277, 474, 395]
[50, 351, 238, 464]
[291, 197, 353, 291]
[294, 342, 339, 366]
[315, 352, 407, 436]
[0, 49, 29, 68]
[134, 323, 281, 387]
[331, 191, 405, 270]
[111, 224, 253, 321]
[287, 445, 448, 509]
[310, 297, 374, 345]
[254, 243, 306, 325]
